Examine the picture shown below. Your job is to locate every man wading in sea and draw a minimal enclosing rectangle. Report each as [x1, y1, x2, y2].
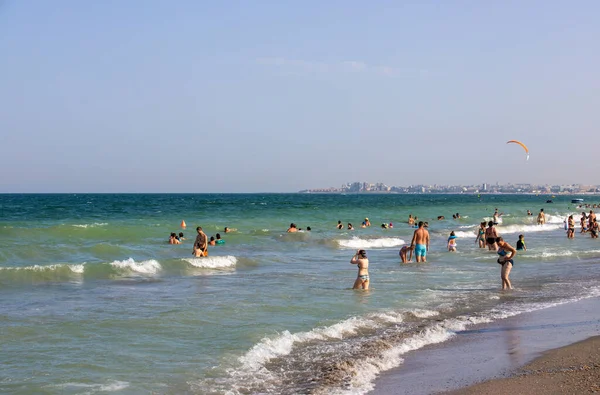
[410, 221, 430, 263]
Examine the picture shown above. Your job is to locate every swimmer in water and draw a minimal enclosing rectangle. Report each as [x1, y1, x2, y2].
[410, 221, 430, 263]
[537, 209, 546, 225]
[399, 245, 414, 263]
[567, 215, 575, 239]
[287, 223, 298, 233]
[476, 221, 486, 248]
[485, 221, 499, 251]
[581, 212, 588, 233]
[193, 227, 208, 257]
[351, 249, 369, 290]
[447, 231, 457, 252]
[169, 232, 181, 245]
[516, 234, 526, 251]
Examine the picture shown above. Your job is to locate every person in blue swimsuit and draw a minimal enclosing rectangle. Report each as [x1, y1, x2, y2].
[496, 237, 516, 290]
[410, 221, 430, 262]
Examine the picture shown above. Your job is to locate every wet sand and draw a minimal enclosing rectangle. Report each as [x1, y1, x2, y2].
[370, 297, 600, 394]
[444, 335, 600, 395]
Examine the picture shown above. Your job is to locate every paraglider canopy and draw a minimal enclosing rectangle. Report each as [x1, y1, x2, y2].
[507, 140, 529, 161]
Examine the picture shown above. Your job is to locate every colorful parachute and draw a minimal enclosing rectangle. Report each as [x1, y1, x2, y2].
[506, 140, 529, 161]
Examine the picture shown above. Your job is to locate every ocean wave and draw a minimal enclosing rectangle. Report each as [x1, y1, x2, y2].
[72, 223, 109, 228]
[523, 248, 600, 259]
[451, 230, 478, 238]
[182, 256, 237, 269]
[0, 263, 85, 273]
[337, 237, 405, 249]
[195, 293, 600, 394]
[109, 258, 161, 274]
[50, 380, 130, 392]
[498, 223, 562, 234]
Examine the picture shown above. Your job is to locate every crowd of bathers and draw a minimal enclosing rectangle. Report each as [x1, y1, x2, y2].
[169, 226, 233, 253]
[345, 207, 600, 291]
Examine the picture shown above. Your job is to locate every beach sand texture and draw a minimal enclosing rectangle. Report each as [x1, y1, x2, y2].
[445, 336, 600, 395]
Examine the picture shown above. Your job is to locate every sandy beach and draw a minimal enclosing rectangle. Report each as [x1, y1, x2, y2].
[444, 336, 600, 394]
[371, 297, 600, 394]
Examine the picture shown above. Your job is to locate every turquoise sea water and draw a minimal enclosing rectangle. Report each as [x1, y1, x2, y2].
[1, 193, 600, 394]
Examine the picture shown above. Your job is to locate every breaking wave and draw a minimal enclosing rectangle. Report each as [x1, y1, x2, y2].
[337, 237, 405, 249]
[182, 256, 238, 269]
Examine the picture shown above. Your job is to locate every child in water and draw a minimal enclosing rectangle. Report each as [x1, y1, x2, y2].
[447, 231, 457, 252]
[516, 234, 527, 251]
[399, 245, 414, 263]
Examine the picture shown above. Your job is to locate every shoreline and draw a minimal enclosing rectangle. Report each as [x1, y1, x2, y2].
[370, 296, 600, 394]
[443, 335, 600, 394]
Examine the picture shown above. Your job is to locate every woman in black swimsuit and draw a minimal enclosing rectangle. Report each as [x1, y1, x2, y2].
[496, 237, 516, 290]
[485, 221, 498, 251]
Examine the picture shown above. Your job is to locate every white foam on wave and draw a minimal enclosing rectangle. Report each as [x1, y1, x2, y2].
[545, 214, 569, 224]
[328, 293, 600, 394]
[69, 264, 85, 273]
[338, 237, 405, 249]
[182, 256, 237, 269]
[51, 380, 130, 392]
[498, 223, 561, 234]
[199, 289, 600, 394]
[524, 248, 600, 259]
[334, 322, 455, 394]
[483, 216, 503, 224]
[72, 223, 108, 228]
[238, 310, 413, 373]
[110, 258, 161, 274]
[452, 230, 477, 238]
[0, 263, 85, 273]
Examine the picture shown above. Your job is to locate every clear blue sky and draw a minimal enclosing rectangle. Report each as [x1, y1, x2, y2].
[1, 1, 598, 192]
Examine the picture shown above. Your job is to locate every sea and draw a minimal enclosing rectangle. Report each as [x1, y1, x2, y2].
[1, 193, 599, 394]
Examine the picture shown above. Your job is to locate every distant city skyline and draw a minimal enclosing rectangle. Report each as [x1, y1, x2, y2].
[1, 1, 599, 192]
[300, 181, 600, 194]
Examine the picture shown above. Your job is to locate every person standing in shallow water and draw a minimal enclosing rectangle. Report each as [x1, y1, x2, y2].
[410, 221, 430, 262]
[567, 215, 575, 239]
[476, 221, 486, 248]
[485, 221, 499, 251]
[496, 237, 516, 290]
[351, 249, 369, 290]
[537, 209, 546, 225]
[193, 227, 208, 257]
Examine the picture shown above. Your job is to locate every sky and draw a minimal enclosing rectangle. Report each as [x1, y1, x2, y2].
[0, 1, 598, 192]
